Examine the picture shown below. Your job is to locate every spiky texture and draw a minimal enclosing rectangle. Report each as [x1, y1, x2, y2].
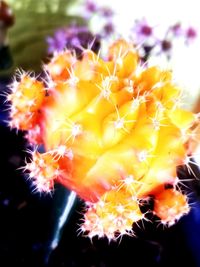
[7, 39, 200, 240]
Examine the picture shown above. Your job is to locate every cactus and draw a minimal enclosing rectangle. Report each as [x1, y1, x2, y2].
[7, 39, 200, 240]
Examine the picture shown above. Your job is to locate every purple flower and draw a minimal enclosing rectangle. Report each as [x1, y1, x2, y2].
[168, 24, 197, 45]
[185, 27, 197, 43]
[85, 0, 98, 13]
[140, 25, 152, 36]
[102, 22, 115, 37]
[161, 39, 172, 51]
[99, 7, 114, 18]
[46, 29, 67, 54]
[83, 0, 98, 19]
[46, 25, 101, 56]
[155, 39, 173, 60]
[170, 22, 183, 36]
[132, 18, 154, 44]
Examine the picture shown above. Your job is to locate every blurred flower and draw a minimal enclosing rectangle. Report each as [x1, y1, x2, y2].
[130, 19, 197, 62]
[99, 6, 114, 18]
[84, 0, 113, 18]
[102, 21, 115, 37]
[46, 24, 101, 56]
[46, 29, 67, 54]
[132, 18, 154, 43]
[85, 0, 98, 14]
[170, 22, 183, 37]
[185, 26, 197, 43]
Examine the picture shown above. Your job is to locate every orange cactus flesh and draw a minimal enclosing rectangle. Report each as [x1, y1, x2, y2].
[7, 39, 200, 240]
[154, 189, 190, 226]
[7, 72, 45, 130]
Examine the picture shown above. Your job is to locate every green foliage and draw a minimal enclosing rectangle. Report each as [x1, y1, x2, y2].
[1, 0, 82, 76]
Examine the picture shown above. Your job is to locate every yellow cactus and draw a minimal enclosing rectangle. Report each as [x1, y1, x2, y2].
[7, 39, 200, 240]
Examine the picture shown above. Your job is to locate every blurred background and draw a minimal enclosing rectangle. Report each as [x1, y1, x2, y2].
[0, 0, 200, 266]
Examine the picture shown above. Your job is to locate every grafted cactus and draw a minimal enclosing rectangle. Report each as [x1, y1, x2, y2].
[7, 39, 199, 240]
